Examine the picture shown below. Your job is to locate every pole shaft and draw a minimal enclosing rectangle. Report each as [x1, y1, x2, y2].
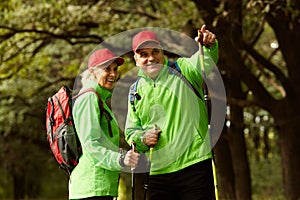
[131, 143, 135, 200]
[198, 31, 219, 200]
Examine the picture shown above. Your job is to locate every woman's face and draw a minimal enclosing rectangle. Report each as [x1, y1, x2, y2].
[96, 61, 119, 90]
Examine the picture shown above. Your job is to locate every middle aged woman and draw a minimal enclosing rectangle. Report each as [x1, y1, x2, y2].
[69, 48, 140, 200]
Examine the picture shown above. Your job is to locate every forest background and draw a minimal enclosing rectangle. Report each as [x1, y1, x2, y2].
[0, 0, 299, 200]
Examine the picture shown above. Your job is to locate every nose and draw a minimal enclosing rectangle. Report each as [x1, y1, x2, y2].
[148, 53, 155, 62]
[107, 68, 117, 76]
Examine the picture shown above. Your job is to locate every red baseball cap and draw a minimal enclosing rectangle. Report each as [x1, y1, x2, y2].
[88, 48, 124, 68]
[132, 31, 161, 52]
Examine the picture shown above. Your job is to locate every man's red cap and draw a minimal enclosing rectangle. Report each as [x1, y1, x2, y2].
[132, 31, 161, 52]
[88, 48, 124, 68]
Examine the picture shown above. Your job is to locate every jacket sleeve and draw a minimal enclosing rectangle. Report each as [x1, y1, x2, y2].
[124, 95, 150, 153]
[73, 93, 122, 171]
[176, 40, 219, 94]
[205, 39, 219, 64]
[183, 39, 219, 75]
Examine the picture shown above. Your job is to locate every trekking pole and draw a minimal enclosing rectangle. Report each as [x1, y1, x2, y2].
[143, 124, 161, 200]
[131, 142, 136, 200]
[143, 144, 154, 200]
[198, 30, 219, 200]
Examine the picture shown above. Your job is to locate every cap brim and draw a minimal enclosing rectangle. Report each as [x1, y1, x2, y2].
[98, 57, 124, 68]
[135, 40, 161, 52]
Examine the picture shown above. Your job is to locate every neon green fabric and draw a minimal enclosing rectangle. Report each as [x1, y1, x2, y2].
[125, 42, 218, 175]
[69, 79, 122, 199]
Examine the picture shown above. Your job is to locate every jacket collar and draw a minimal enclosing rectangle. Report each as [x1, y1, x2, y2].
[83, 79, 112, 101]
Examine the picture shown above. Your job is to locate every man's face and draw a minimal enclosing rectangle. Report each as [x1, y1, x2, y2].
[134, 42, 164, 78]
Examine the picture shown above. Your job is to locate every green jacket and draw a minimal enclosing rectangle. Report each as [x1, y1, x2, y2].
[69, 79, 122, 199]
[125, 42, 218, 175]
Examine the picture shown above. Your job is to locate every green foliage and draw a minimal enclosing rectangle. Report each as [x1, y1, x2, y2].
[250, 155, 284, 200]
[244, 107, 278, 160]
[244, 106, 283, 199]
[0, 168, 13, 199]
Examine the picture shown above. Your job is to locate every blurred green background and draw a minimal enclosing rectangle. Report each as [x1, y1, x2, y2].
[1, 0, 299, 199]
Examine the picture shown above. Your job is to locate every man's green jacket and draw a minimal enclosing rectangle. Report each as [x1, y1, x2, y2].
[125, 42, 218, 175]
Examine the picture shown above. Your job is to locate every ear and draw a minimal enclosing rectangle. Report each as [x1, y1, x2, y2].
[88, 67, 98, 81]
[88, 68, 94, 73]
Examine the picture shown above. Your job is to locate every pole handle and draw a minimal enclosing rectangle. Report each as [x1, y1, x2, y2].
[149, 146, 154, 162]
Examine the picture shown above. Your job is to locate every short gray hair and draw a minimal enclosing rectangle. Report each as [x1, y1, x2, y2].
[81, 65, 103, 87]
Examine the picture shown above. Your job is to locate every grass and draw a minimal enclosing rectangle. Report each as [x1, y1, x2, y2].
[250, 154, 284, 200]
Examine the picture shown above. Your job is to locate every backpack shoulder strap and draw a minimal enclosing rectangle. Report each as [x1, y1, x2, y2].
[73, 88, 104, 108]
[129, 77, 141, 112]
[168, 60, 181, 73]
[168, 61, 203, 101]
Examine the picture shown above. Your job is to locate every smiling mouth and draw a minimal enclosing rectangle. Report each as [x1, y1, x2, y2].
[145, 63, 163, 67]
[107, 78, 116, 83]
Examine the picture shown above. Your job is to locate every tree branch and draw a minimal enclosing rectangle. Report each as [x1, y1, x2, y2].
[37, 77, 75, 93]
[243, 43, 290, 91]
[0, 25, 104, 45]
[239, 64, 281, 112]
[111, 8, 158, 20]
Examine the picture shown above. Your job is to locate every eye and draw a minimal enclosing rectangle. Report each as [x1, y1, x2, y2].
[139, 52, 148, 58]
[152, 49, 161, 55]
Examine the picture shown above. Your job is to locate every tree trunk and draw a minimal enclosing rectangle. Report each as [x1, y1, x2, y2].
[276, 102, 300, 200]
[265, 3, 300, 198]
[13, 173, 25, 200]
[228, 108, 252, 200]
[192, 0, 300, 199]
[214, 128, 236, 200]
[228, 77, 252, 200]
[191, 0, 253, 197]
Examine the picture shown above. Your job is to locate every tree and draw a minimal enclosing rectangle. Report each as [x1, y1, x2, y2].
[191, 0, 300, 199]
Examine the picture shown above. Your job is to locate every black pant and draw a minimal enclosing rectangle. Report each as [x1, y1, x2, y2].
[147, 159, 214, 200]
